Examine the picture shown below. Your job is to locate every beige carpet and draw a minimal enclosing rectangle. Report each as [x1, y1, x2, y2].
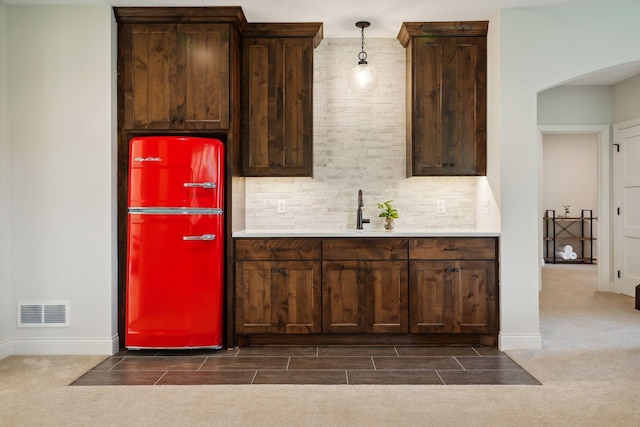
[1, 264, 640, 426]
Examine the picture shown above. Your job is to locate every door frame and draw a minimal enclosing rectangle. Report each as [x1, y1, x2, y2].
[612, 116, 640, 295]
[538, 125, 612, 292]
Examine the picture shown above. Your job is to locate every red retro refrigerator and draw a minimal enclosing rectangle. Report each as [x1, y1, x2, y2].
[125, 136, 224, 349]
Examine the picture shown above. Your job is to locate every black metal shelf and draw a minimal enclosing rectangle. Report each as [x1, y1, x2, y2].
[543, 209, 596, 264]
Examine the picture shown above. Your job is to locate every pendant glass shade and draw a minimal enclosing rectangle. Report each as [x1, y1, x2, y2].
[348, 62, 378, 95]
[348, 21, 378, 95]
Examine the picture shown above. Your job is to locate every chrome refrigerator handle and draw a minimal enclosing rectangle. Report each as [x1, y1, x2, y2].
[184, 182, 216, 189]
[183, 234, 216, 241]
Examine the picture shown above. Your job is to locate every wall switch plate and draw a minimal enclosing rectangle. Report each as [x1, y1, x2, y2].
[484, 199, 491, 215]
[436, 199, 446, 214]
[277, 199, 286, 213]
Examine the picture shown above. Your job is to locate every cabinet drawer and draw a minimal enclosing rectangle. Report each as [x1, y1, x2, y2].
[322, 239, 408, 260]
[409, 238, 496, 260]
[235, 239, 321, 260]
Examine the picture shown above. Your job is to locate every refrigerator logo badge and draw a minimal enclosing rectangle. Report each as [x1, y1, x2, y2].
[134, 156, 162, 163]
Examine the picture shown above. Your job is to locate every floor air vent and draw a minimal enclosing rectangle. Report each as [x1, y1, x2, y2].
[18, 302, 70, 327]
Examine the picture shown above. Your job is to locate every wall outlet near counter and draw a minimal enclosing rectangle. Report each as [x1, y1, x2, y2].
[277, 199, 286, 214]
[436, 199, 446, 214]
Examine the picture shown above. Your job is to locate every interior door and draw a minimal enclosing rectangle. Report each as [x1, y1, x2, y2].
[614, 122, 640, 297]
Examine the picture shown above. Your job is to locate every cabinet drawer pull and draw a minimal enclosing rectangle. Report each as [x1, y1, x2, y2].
[444, 248, 459, 251]
[270, 248, 287, 252]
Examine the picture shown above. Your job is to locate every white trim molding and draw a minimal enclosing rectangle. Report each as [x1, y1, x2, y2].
[0, 339, 10, 360]
[499, 332, 543, 351]
[8, 335, 118, 356]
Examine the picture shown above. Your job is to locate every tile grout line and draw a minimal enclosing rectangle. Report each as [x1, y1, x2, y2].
[196, 357, 208, 371]
[453, 356, 466, 370]
[153, 370, 169, 385]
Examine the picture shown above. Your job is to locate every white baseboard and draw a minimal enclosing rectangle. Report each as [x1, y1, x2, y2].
[498, 332, 542, 351]
[0, 339, 10, 360]
[8, 335, 119, 356]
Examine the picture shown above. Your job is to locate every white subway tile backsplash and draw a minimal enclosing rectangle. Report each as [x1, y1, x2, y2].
[245, 38, 477, 231]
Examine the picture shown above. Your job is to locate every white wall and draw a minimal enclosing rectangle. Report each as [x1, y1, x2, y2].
[538, 86, 613, 125]
[542, 133, 598, 259]
[613, 73, 640, 122]
[0, 2, 10, 359]
[494, 7, 640, 350]
[2, 5, 116, 355]
[244, 39, 482, 231]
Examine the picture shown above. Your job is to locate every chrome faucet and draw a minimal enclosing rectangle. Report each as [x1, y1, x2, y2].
[356, 189, 370, 230]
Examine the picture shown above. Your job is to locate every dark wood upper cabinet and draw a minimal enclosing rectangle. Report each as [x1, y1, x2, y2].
[116, 8, 247, 131]
[398, 22, 488, 176]
[241, 23, 323, 176]
[120, 23, 230, 130]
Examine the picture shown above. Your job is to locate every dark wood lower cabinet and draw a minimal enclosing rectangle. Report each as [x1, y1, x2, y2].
[409, 260, 496, 334]
[322, 260, 363, 333]
[233, 237, 498, 347]
[322, 260, 408, 334]
[235, 260, 321, 334]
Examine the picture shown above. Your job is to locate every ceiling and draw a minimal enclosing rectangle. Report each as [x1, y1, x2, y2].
[5, 0, 640, 84]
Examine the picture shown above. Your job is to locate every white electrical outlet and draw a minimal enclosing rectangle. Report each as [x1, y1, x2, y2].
[436, 199, 446, 214]
[484, 199, 491, 215]
[277, 199, 286, 214]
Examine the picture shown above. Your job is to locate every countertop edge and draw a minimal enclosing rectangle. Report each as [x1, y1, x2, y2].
[232, 229, 501, 238]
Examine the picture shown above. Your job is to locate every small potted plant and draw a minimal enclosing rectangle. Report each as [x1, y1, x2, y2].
[377, 200, 399, 230]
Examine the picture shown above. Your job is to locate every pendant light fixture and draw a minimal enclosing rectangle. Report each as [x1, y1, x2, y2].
[347, 21, 378, 95]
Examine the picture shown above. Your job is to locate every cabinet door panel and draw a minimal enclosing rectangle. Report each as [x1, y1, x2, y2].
[278, 261, 321, 334]
[123, 23, 230, 130]
[322, 261, 365, 333]
[179, 24, 230, 129]
[366, 261, 408, 333]
[409, 261, 449, 333]
[235, 261, 279, 334]
[413, 39, 443, 171]
[129, 24, 177, 129]
[242, 37, 313, 176]
[451, 260, 496, 333]
[282, 40, 311, 170]
[245, 43, 270, 170]
[409, 34, 486, 176]
[450, 42, 478, 171]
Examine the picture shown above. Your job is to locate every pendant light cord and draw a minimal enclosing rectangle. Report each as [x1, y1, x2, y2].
[358, 26, 368, 64]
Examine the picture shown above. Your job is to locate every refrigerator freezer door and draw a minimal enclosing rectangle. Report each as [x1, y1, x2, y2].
[128, 136, 224, 209]
[126, 212, 224, 348]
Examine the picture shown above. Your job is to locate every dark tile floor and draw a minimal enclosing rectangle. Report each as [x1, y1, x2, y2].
[71, 346, 541, 386]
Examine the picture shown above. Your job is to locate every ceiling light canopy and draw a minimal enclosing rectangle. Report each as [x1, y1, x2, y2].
[347, 21, 378, 95]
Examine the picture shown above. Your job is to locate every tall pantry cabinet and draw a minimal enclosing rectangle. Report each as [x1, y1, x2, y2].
[114, 7, 247, 348]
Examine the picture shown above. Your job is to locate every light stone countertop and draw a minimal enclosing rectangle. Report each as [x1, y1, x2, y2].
[232, 228, 500, 238]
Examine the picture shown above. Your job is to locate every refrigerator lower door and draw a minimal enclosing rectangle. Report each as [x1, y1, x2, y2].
[126, 212, 223, 349]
